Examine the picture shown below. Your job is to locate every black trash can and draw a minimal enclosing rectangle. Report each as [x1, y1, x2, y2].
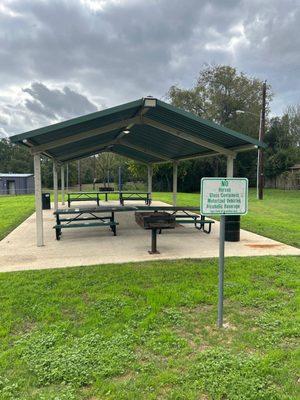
[225, 215, 240, 242]
[42, 193, 51, 210]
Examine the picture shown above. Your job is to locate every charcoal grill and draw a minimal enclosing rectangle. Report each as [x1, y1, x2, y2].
[135, 212, 176, 254]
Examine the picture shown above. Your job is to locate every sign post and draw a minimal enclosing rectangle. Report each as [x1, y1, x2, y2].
[201, 178, 248, 328]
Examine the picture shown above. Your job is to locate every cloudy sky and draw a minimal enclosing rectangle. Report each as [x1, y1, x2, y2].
[0, 0, 299, 138]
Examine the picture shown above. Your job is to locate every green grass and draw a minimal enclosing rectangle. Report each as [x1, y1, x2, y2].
[1, 189, 299, 247]
[0, 195, 35, 241]
[0, 256, 299, 399]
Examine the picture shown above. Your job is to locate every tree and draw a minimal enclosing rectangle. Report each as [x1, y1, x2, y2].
[166, 64, 272, 186]
[0, 139, 33, 173]
[95, 153, 126, 187]
[265, 113, 300, 179]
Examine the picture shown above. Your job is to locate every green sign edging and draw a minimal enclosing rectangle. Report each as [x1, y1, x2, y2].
[200, 177, 248, 216]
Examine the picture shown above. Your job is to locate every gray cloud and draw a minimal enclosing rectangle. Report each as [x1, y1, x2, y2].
[0, 0, 299, 137]
[23, 82, 97, 120]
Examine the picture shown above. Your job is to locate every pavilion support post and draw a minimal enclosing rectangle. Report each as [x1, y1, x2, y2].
[53, 161, 58, 211]
[226, 155, 234, 178]
[66, 163, 69, 191]
[61, 165, 65, 206]
[173, 161, 178, 207]
[147, 164, 153, 196]
[34, 153, 44, 247]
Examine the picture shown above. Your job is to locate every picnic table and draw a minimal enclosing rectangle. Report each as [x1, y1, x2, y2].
[53, 206, 136, 240]
[119, 191, 151, 206]
[67, 191, 152, 206]
[67, 192, 101, 207]
[53, 204, 214, 241]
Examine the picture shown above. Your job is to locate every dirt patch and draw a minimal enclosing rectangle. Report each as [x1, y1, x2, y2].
[245, 243, 282, 249]
[111, 371, 135, 383]
[223, 322, 237, 330]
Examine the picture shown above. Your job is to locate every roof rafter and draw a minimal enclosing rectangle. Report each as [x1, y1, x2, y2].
[57, 141, 115, 162]
[118, 140, 170, 161]
[143, 117, 236, 157]
[30, 116, 140, 154]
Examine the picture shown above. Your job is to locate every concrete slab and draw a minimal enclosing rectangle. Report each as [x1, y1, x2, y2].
[0, 200, 299, 273]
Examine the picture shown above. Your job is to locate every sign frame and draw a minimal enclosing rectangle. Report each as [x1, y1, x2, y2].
[200, 177, 248, 216]
[200, 177, 249, 328]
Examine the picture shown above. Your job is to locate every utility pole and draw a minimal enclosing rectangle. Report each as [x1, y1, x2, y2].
[257, 81, 267, 200]
[78, 160, 82, 191]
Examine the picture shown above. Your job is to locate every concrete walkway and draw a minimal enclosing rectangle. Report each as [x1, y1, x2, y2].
[0, 200, 299, 273]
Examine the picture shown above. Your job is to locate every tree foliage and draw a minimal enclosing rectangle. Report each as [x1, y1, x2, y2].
[165, 64, 272, 187]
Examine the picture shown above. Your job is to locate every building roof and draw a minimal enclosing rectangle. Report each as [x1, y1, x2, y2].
[0, 173, 33, 178]
[10, 97, 266, 164]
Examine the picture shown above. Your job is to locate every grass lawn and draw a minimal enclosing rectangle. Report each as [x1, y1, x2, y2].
[0, 195, 34, 241]
[0, 256, 299, 399]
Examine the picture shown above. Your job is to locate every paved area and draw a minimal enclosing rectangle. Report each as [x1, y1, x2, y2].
[0, 200, 299, 273]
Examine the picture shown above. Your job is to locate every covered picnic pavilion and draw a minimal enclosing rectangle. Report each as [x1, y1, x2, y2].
[10, 97, 266, 247]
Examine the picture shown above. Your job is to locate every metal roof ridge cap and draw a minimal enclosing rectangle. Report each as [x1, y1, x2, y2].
[156, 99, 266, 148]
[10, 98, 144, 143]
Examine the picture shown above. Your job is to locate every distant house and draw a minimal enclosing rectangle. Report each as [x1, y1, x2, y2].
[0, 173, 34, 195]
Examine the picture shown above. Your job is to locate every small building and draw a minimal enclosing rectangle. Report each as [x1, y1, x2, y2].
[0, 173, 34, 195]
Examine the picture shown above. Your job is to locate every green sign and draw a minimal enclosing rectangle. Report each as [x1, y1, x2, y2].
[201, 178, 248, 215]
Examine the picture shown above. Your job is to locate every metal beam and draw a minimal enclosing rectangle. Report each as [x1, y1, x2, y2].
[33, 153, 44, 247]
[119, 140, 170, 161]
[154, 151, 217, 165]
[57, 141, 115, 162]
[143, 117, 236, 157]
[30, 117, 140, 154]
[230, 144, 257, 152]
[55, 128, 132, 162]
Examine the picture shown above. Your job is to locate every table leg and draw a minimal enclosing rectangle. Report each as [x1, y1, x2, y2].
[55, 214, 61, 240]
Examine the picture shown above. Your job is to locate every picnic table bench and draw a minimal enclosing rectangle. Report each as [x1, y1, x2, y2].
[53, 206, 135, 240]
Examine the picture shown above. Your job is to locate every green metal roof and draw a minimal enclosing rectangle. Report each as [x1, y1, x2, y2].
[10, 97, 266, 164]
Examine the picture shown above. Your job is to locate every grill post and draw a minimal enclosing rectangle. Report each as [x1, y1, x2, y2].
[149, 228, 159, 254]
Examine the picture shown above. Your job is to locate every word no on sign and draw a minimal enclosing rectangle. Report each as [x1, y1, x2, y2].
[201, 178, 248, 216]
